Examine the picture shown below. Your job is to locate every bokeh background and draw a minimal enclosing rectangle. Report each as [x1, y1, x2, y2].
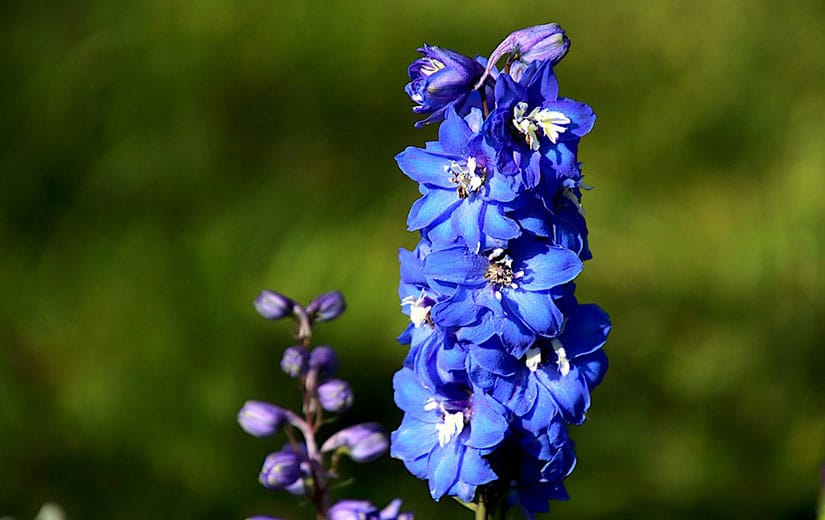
[2, 1, 824, 518]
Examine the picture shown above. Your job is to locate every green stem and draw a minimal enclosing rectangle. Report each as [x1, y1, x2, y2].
[475, 500, 486, 520]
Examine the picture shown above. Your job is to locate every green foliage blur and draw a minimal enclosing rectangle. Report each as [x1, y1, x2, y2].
[2, 1, 824, 518]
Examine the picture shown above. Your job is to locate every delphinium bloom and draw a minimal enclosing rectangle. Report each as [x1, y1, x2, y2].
[240, 290, 413, 520]
[393, 23, 610, 518]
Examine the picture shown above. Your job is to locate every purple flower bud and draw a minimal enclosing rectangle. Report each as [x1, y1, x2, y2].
[259, 449, 302, 489]
[317, 378, 353, 413]
[280, 346, 308, 378]
[254, 290, 294, 320]
[405, 45, 484, 127]
[309, 345, 339, 376]
[238, 401, 287, 437]
[307, 290, 346, 322]
[329, 499, 413, 520]
[477, 23, 570, 87]
[321, 422, 388, 462]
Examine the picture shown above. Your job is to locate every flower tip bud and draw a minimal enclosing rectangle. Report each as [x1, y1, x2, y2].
[238, 400, 287, 437]
[307, 290, 346, 322]
[280, 346, 309, 378]
[317, 378, 353, 413]
[254, 290, 294, 320]
[514, 23, 570, 64]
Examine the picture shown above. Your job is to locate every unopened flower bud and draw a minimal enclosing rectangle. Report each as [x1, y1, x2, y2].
[477, 23, 570, 87]
[259, 450, 302, 489]
[406, 45, 484, 127]
[309, 345, 339, 376]
[254, 290, 294, 320]
[238, 401, 287, 437]
[280, 346, 308, 378]
[329, 499, 413, 520]
[307, 291, 346, 322]
[317, 379, 353, 413]
[321, 422, 388, 462]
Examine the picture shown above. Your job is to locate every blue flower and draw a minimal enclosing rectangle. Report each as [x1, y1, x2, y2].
[467, 299, 610, 424]
[397, 108, 521, 252]
[423, 238, 583, 354]
[390, 367, 509, 502]
[406, 45, 485, 127]
[484, 61, 596, 189]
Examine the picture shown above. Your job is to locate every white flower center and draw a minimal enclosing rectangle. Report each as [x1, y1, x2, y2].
[424, 398, 466, 447]
[525, 347, 542, 372]
[447, 157, 486, 199]
[484, 249, 524, 298]
[400, 291, 433, 327]
[512, 101, 570, 151]
[551, 338, 570, 376]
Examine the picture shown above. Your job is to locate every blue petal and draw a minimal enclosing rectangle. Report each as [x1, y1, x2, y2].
[391, 414, 438, 461]
[544, 99, 595, 139]
[578, 350, 608, 390]
[559, 303, 611, 357]
[430, 288, 480, 327]
[396, 147, 456, 188]
[392, 368, 437, 421]
[438, 108, 473, 154]
[408, 189, 461, 230]
[481, 204, 521, 241]
[458, 446, 497, 487]
[451, 197, 483, 251]
[503, 289, 564, 336]
[519, 246, 583, 291]
[466, 394, 509, 449]
[423, 247, 487, 285]
[428, 440, 463, 500]
[536, 366, 590, 425]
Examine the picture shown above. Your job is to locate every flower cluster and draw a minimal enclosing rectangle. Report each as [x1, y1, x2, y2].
[392, 24, 610, 517]
[241, 290, 413, 520]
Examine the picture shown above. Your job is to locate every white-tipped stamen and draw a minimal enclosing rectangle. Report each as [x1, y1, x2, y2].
[525, 347, 542, 372]
[551, 338, 570, 376]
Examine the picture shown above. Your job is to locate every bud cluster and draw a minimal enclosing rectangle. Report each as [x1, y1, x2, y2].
[240, 290, 412, 520]
[392, 23, 611, 517]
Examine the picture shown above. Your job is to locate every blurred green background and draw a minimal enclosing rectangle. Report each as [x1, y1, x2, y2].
[2, 0, 824, 518]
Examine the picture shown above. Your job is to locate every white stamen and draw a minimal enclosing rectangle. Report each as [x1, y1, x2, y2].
[436, 411, 465, 447]
[420, 58, 445, 76]
[551, 339, 570, 376]
[424, 398, 466, 447]
[525, 347, 542, 372]
[448, 157, 486, 199]
[401, 291, 433, 327]
[512, 101, 570, 150]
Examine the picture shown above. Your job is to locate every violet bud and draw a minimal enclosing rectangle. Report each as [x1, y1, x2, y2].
[307, 290, 346, 322]
[259, 449, 302, 489]
[238, 401, 287, 437]
[321, 422, 388, 462]
[477, 23, 570, 87]
[254, 290, 294, 320]
[329, 499, 413, 520]
[280, 346, 308, 378]
[309, 345, 339, 376]
[406, 45, 485, 127]
[317, 379, 353, 413]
